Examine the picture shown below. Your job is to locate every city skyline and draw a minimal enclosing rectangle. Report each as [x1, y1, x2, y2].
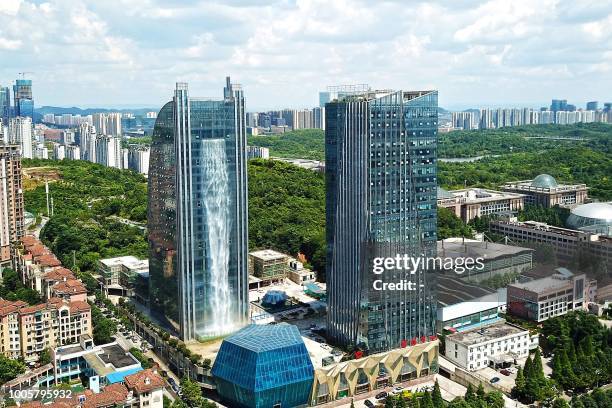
[1, 0, 612, 110]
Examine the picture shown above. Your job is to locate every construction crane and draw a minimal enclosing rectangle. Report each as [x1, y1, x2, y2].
[18, 72, 34, 79]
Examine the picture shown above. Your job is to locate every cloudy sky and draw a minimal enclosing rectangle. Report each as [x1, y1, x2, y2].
[1, 0, 611, 111]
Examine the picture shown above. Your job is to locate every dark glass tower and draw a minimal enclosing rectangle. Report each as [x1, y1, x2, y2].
[148, 78, 249, 340]
[0, 86, 10, 123]
[13, 79, 33, 119]
[325, 88, 438, 353]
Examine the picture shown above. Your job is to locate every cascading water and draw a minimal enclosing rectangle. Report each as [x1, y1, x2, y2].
[200, 139, 233, 337]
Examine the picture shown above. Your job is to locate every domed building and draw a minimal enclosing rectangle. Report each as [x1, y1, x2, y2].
[501, 173, 588, 207]
[566, 202, 612, 236]
[530, 174, 558, 189]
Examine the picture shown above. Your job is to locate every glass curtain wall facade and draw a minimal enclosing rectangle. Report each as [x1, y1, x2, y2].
[325, 89, 438, 353]
[13, 79, 33, 119]
[212, 324, 314, 408]
[148, 78, 249, 340]
[0, 86, 10, 123]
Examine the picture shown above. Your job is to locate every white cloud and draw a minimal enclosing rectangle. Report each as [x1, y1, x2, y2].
[0, 37, 21, 49]
[0, 0, 22, 16]
[0, 0, 611, 109]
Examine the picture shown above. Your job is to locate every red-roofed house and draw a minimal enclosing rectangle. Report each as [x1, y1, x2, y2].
[51, 279, 88, 303]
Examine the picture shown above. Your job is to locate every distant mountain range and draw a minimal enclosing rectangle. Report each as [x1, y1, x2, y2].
[36, 105, 452, 116]
[35, 106, 156, 116]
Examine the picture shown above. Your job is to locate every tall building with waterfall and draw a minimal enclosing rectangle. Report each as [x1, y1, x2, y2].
[325, 87, 438, 353]
[147, 78, 249, 340]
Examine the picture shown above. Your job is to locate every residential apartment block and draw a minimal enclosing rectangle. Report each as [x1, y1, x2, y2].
[15, 235, 87, 303]
[0, 144, 24, 265]
[0, 297, 92, 362]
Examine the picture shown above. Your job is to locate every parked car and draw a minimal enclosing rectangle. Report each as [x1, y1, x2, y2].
[391, 386, 404, 395]
[364, 400, 375, 408]
[490, 377, 500, 384]
[500, 369, 511, 376]
[375, 391, 388, 400]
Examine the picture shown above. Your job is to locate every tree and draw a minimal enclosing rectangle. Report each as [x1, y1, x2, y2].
[0, 354, 26, 384]
[421, 392, 434, 408]
[169, 400, 189, 408]
[92, 311, 117, 344]
[464, 384, 476, 403]
[39, 348, 52, 365]
[180, 378, 204, 407]
[513, 366, 526, 398]
[484, 391, 505, 408]
[437, 207, 473, 240]
[432, 380, 445, 408]
[552, 398, 570, 408]
[476, 383, 485, 400]
[350, 399, 355, 408]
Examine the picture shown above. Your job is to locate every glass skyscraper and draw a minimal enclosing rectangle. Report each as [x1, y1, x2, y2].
[13, 79, 34, 119]
[325, 88, 438, 353]
[0, 86, 10, 123]
[148, 78, 249, 340]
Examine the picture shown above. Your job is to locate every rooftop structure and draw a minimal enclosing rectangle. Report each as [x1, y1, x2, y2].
[566, 202, 612, 236]
[212, 324, 314, 408]
[97, 255, 149, 300]
[437, 239, 533, 282]
[437, 187, 524, 222]
[444, 322, 534, 371]
[446, 322, 526, 347]
[248, 249, 289, 283]
[53, 339, 142, 388]
[501, 174, 588, 207]
[8, 368, 166, 408]
[507, 268, 589, 322]
[490, 220, 612, 266]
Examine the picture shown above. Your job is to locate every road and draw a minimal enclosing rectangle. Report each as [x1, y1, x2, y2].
[32, 216, 49, 239]
[331, 374, 528, 408]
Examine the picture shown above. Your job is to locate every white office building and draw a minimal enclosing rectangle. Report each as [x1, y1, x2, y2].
[66, 145, 80, 160]
[33, 143, 48, 159]
[53, 143, 65, 160]
[95, 135, 122, 168]
[8, 117, 33, 159]
[127, 145, 150, 175]
[444, 322, 535, 371]
[79, 123, 97, 162]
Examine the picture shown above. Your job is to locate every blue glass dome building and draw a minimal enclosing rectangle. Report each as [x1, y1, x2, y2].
[566, 202, 612, 236]
[211, 324, 314, 408]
